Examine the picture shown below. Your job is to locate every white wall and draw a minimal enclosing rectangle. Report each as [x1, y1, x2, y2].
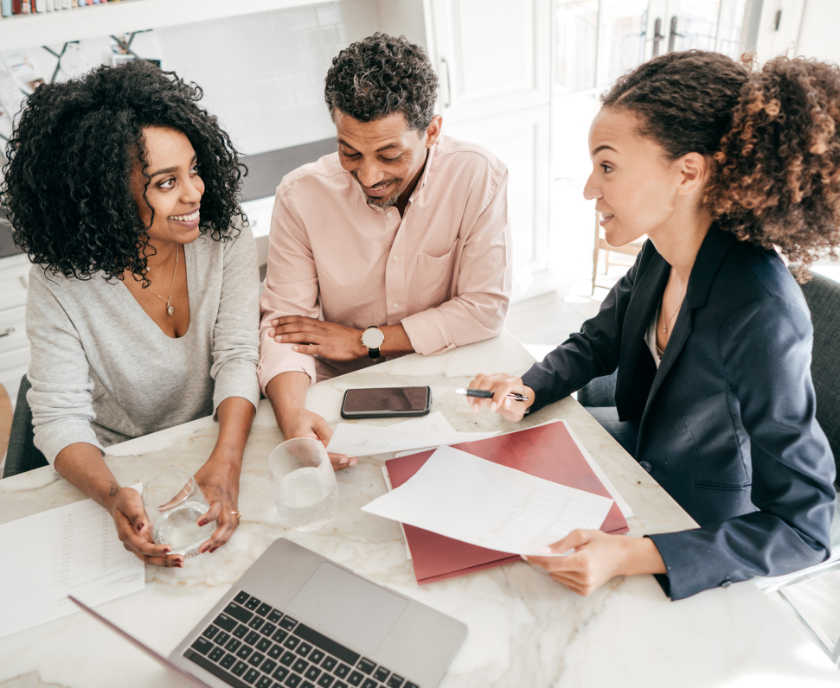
[157, 0, 381, 155]
[796, 0, 840, 64]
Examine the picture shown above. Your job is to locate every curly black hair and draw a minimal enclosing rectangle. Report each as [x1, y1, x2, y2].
[0, 60, 246, 284]
[602, 51, 840, 275]
[324, 33, 438, 131]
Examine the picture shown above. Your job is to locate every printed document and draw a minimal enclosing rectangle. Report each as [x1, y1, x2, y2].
[0, 485, 146, 639]
[363, 447, 613, 556]
[327, 417, 499, 457]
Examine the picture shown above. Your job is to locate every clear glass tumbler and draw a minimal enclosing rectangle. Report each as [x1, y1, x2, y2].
[269, 438, 338, 532]
[142, 469, 216, 557]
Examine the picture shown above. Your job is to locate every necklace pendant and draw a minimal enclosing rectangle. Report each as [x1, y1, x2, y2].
[167, 301, 175, 316]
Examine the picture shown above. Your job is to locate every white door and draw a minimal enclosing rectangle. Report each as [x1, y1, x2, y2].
[550, 0, 760, 291]
[428, 0, 551, 123]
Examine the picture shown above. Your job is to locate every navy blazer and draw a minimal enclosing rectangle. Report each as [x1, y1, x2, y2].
[522, 225, 836, 600]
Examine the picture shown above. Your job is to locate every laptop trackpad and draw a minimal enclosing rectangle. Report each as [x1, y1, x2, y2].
[286, 563, 408, 654]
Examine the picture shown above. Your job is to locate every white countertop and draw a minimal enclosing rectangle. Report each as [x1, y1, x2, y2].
[0, 331, 836, 687]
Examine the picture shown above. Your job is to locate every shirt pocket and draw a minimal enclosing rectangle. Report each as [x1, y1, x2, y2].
[417, 240, 459, 308]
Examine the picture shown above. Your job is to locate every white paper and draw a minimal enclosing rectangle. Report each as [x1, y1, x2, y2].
[0, 484, 146, 639]
[363, 447, 614, 556]
[562, 421, 633, 518]
[327, 420, 499, 457]
[389, 412, 459, 457]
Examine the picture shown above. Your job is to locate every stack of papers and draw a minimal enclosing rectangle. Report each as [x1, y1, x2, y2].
[364, 445, 614, 556]
[0, 485, 146, 639]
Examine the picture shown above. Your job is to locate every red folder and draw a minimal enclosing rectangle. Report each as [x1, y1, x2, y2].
[385, 421, 629, 585]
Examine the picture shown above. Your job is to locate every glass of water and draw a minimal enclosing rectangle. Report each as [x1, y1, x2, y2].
[269, 438, 338, 532]
[142, 470, 216, 558]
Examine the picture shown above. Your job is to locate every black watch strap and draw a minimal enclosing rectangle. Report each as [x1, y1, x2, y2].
[368, 347, 380, 359]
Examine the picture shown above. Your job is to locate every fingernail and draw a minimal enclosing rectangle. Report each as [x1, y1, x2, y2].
[210, 547, 218, 553]
[164, 546, 172, 553]
[177, 562, 184, 568]
[538, 546, 552, 554]
[136, 523, 143, 532]
[292, 346, 297, 351]
[520, 555, 528, 561]
[350, 458, 357, 466]
[276, 336, 282, 342]
[340, 458, 348, 465]
[198, 519, 207, 527]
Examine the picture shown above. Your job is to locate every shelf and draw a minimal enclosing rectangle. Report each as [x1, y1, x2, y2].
[0, 0, 324, 53]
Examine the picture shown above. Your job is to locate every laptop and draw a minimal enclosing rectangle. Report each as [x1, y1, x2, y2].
[70, 538, 467, 688]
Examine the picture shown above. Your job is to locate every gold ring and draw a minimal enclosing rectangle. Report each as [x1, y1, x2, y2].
[232, 511, 242, 519]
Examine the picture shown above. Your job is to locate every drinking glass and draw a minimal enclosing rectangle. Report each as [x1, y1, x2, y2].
[269, 438, 338, 532]
[142, 470, 216, 557]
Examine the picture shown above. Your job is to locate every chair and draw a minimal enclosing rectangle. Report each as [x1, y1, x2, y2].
[591, 211, 645, 294]
[3, 375, 48, 479]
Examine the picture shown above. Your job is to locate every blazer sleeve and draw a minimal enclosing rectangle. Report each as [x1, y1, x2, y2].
[521, 245, 642, 412]
[648, 295, 836, 600]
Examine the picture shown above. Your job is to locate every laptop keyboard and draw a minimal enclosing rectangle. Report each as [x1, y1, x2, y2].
[184, 590, 420, 688]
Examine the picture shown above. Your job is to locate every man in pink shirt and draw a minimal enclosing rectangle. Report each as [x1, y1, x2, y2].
[259, 34, 511, 467]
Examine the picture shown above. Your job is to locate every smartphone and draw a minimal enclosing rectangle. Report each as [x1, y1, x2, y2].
[340, 386, 432, 419]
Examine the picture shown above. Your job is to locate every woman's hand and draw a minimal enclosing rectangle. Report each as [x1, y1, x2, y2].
[465, 372, 536, 422]
[523, 530, 666, 596]
[194, 454, 243, 555]
[109, 486, 184, 568]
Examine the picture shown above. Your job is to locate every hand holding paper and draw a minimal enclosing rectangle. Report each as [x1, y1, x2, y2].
[363, 446, 613, 556]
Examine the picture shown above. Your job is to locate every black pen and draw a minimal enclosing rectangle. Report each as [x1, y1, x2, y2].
[455, 387, 529, 403]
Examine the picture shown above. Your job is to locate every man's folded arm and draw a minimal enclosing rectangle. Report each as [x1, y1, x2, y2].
[402, 168, 511, 355]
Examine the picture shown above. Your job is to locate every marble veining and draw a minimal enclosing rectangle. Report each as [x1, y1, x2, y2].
[0, 331, 836, 687]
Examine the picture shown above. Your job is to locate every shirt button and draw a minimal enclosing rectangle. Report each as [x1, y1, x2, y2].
[392, 303, 398, 309]
[386, 211, 393, 218]
[639, 460, 653, 473]
[721, 578, 732, 588]
[393, 255, 398, 261]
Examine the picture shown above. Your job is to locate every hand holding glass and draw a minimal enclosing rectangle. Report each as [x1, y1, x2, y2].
[269, 438, 338, 532]
[142, 470, 216, 558]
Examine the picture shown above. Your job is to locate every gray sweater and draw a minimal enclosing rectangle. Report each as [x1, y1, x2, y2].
[26, 224, 261, 465]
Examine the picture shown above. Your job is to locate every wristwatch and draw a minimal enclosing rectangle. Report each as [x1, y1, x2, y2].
[361, 326, 385, 359]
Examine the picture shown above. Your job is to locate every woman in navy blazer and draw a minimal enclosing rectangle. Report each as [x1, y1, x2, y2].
[469, 51, 839, 600]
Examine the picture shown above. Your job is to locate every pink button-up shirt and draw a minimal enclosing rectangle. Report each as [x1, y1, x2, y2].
[258, 135, 511, 390]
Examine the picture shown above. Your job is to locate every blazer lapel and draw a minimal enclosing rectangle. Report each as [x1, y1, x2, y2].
[638, 225, 736, 429]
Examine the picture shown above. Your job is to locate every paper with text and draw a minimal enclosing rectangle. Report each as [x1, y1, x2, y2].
[327, 419, 499, 457]
[0, 484, 146, 639]
[363, 447, 613, 556]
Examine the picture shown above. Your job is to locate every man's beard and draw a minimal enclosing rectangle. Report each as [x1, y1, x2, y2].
[354, 174, 402, 208]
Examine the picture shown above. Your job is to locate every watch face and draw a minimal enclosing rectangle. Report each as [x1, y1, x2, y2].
[362, 327, 385, 348]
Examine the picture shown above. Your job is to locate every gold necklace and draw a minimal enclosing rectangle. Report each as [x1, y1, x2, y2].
[146, 245, 179, 316]
[660, 272, 684, 333]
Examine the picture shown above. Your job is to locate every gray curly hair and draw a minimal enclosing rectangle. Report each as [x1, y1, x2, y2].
[324, 33, 438, 132]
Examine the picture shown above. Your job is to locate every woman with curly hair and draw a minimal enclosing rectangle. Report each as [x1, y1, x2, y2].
[468, 51, 839, 600]
[1, 60, 260, 568]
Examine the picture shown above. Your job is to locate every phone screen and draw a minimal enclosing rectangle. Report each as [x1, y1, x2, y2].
[343, 387, 430, 414]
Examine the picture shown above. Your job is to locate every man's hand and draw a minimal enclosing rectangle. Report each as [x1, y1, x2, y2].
[271, 316, 365, 361]
[523, 530, 666, 596]
[282, 407, 357, 471]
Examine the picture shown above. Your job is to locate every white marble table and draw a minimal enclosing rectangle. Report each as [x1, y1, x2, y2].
[0, 331, 837, 688]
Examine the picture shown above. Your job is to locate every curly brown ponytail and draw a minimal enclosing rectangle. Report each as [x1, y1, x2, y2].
[602, 51, 840, 273]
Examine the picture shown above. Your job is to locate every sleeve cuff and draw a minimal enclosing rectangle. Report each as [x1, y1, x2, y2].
[33, 421, 105, 468]
[258, 338, 317, 394]
[401, 309, 456, 356]
[213, 360, 261, 413]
